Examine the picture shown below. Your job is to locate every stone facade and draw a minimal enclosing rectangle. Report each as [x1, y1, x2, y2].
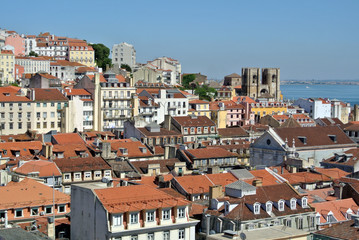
[241, 68, 281, 100]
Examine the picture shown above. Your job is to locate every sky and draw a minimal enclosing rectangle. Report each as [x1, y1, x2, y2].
[1, 0, 358, 80]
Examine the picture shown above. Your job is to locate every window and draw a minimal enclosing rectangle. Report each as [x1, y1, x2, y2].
[45, 206, 52, 214]
[15, 209, 23, 218]
[85, 172, 91, 179]
[36, 112, 40, 118]
[327, 213, 336, 223]
[27, 112, 31, 118]
[178, 207, 185, 218]
[51, 122, 55, 128]
[183, 128, 188, 134]
[302, 197, 308, 208]
[254, 203, 260, 214]
[284, 218, 292, 227]
[95, 172, 101, 178]
[51, 102, 55, 107]
[179, 229, 185, 240]
[74, 173, 81, 179]
[36, 103, 40, 107]
[113, 214, 122, 226]
[278, 200, 284, 211]
[130, 213, 138, 224]
[9, 123, 13, 130]
[130, 236, 138, 240]
[266, 202, 272, 213]
[58, 205, 66, 213]
[64, 174, 70, 180]
[147, 211, 155, 222]
[31, 208, 39, 216]
[163, 231, 170, 240]
[147, 233, 154, 240]
[297, 217, 303, 229]
[18, 122, 22, 129]
[290, 198, 297, 210]
[37, 122, 40, 128]
[162, 209, 170, 220]
[51, 112, 55, 118]
[43, 103, 47, 107]
[18, 112, 22, 118]
[43, 122, 47, 128]
[190, 127, 195, 134]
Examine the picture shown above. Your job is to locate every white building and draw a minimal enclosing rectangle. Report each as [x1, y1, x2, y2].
[144, 57, 181, 86]
[138, 89, 188, 124]
[294, 98, 331, 119]
[71, 183, 198, 240]
[15, 56, 50, 74]
[50, 60, 84, 81]
[23, 35, 37, 55]
[112, 42, 136, 69]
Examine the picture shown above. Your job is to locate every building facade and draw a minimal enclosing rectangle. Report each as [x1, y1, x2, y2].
[112, 42, 136, 69]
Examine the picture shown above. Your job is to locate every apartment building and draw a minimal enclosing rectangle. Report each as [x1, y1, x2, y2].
[0, 86, 33, 135]
[54, 156, 112, 194]
[0, 50, 15, 84]
[71, 183, 198, 240]
[50, 60, 84, 81]
[67, 38, 95, 67]
[4, 31, 25, 56]
[138, 88, 188, 124]
[65, 88, 93, 130]
[144, 57, 182, 85]
[112, 42, 136, 69]
[15, 56, 50, 74]
[94, 71, 136, 132]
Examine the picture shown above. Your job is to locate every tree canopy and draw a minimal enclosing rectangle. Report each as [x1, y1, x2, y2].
[90, 43, 112, 69]
[194, 84, 217, 101]
[182, 74, 196, 89]
[121, 64, 132, 73]
[29, 51, 38, 57]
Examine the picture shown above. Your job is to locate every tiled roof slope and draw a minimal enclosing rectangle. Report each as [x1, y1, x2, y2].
[94, 184, 189, 213]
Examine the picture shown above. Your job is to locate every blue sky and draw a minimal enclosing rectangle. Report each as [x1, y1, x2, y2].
[1, 0, 358, 80]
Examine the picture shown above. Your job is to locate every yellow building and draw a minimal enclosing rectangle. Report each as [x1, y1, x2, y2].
[0, 50, 15, 84]
[68, 39, 95, 67]
[250, 102, 288, 121]
[188, 100, 211, 118]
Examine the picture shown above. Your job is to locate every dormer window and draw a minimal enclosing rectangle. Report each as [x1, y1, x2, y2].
[290, 198, 297, 210]
[278, 200, 285, 211]
[183, 128, 188, 134]
[346, 209, 353, 220]
[119, 148, 128, 155]
[190, 127, 195, 134]
[327, 211, 336, 223]
[301, 197, 308, 208]
[254, 202, 260, 215]
[266, 201, 272, 213]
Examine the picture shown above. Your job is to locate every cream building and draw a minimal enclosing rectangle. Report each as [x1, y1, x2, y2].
[68, 39, 95, 67]
[0, 50, 15, 84]
[93, 71, 137, 132]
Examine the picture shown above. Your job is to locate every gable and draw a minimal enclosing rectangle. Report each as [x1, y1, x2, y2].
[251, 130, 285, 151]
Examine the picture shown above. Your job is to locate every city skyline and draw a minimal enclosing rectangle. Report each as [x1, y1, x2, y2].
[1, 0, 358, 80]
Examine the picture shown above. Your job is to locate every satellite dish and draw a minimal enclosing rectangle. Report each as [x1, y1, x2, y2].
[240, 232, 247, 240]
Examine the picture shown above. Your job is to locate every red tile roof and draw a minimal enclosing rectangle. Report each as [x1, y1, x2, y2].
[185, 147, 237, 160]
[0, 87, 31, 102]
[32, 89, 68, 102]
[52, 133, 84, 145]
[54, 156, 111, 173]
[314, 167, 349, 180]
[174, 173, 238, 195]
[0, 178, 70, 210]
[94, 184, 190, 213]
[14, 160, 61, 177]
[280, 172, 332, 185]
[311, 198, 359, 223]
[64, 88, 91, 96]
[0, 141, 42, 159]
[172, 115, 216, 127]
[274, 126, 355, 148]
[52, 144, 91, 159]
[110, 141, 153, 158]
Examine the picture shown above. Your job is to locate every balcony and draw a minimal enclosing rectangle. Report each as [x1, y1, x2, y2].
[104, 114, 130, 120]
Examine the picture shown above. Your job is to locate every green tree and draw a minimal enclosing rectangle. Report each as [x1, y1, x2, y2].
[194, 84, 217, 101]
[90, 43, 112, 69]
[29, 51, 38, 57]
[121, 64, 132, 72]
[182, 74, 196, 89]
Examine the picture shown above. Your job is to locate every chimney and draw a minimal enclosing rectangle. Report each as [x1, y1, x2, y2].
[47, 217, 55, 239]
[252, 179, 262, 187]
[164, 115, 171, 131]
[209, 185, 223, 201]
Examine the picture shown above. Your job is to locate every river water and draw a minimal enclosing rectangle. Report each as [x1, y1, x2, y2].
[281, 84, 359, 106]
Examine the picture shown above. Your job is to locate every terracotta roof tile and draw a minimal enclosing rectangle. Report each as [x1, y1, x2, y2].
[54, 156, 111, 173]
[0, 178, 70, 210]
[172, 115, 216, 127]
[32, 89, 68, 102]
[52, 133, 84, 145]
[94, 184, 190, 213]
[14, 160, 61, 177]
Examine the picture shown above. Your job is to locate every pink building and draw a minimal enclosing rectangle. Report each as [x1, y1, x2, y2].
[5, 32, 25, 56]
[15, 64, 24, 81]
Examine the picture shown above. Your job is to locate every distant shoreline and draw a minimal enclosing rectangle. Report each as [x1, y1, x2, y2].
[282, 80, 359, 85]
